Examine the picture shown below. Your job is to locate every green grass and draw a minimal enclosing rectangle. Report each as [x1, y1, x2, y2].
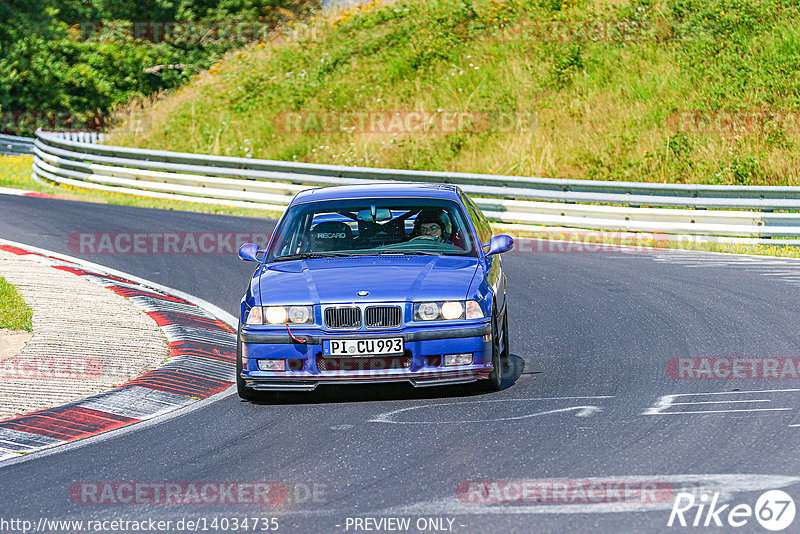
[108, 0, 800, 186]
[0, 277, 32, 332]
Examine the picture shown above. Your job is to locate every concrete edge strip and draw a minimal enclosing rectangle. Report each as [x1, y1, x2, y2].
[0, 185, 66, 200]
[0, 238, 238, 465]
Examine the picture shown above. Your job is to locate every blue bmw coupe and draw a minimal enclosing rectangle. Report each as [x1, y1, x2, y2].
[236, 183, 513, 399]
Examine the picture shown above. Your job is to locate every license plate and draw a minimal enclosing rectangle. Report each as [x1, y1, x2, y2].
[325, 338, 404, 357]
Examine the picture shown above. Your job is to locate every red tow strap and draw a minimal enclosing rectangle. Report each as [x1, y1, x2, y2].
[286, 324, 307, 344]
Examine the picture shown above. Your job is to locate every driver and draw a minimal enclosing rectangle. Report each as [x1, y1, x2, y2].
[411, 209, 452, 243]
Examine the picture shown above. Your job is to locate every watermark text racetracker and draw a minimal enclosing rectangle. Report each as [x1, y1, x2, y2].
[1, 110, 151, 136]
[69, 481, 326, 505]
[457, 479, 675, 505]
[667, 110, 800, 135]
[0, 355, 102, 381]
[273, 110, 537, 134]
[68, 232, 271, 255]
[511, 232, 668, 254]
[668, 357, 800, 380]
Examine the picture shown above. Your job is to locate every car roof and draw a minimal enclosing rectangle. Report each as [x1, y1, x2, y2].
[291, 182, 463, 204]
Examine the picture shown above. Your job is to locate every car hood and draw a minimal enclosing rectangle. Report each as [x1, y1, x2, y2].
[258, 255, 480, 304]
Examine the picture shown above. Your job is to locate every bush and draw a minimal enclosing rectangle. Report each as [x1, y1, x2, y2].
[0, 0, 320, 135]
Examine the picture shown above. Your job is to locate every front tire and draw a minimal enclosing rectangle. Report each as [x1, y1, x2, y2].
[501, 305, 510, 362]
[477, 310, 502, 392]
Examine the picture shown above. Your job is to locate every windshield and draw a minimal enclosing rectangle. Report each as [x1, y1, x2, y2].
[267, 197, 478, 262]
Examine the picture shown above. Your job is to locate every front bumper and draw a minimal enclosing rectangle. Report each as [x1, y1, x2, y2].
[240, 323, 492, 391]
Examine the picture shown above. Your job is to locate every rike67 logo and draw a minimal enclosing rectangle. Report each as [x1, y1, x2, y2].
[668, 490, 796, 531]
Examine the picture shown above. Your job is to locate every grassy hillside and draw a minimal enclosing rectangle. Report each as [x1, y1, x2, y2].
[110, 0, 800, 185]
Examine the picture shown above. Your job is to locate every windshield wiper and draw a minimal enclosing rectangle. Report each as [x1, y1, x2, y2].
[275, 250, 448, 261]
[274, 252, 355, 262]
[376, 250, 441, 256]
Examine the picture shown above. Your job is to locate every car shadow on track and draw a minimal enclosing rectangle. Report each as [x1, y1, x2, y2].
[242, 354, 528, 406]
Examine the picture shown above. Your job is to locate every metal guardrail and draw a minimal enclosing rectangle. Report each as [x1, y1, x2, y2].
[31, 130, 800, 241]
[0, 134, 35, 156]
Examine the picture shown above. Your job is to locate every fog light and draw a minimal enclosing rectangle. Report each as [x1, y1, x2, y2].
[257, 359, 287, 371]
[444, 353, 473, 366]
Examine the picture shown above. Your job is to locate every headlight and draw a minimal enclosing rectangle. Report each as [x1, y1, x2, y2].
[247, 306, 314, 325]
[414, 300, 482, 321]
[417, 302, 440, 321]
[288, 306, 312, 324]
[265, 306, 288, 324]
[441, 301, 464, 320]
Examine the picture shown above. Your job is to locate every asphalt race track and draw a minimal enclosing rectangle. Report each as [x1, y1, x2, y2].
[1, 193, 800, 533]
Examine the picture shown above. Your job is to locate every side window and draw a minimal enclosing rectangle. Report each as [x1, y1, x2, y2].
[462, 193, 492, 244]
[272, 213, 305, 257]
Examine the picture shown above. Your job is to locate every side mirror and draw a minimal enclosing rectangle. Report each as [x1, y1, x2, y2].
[485, 235, 514, 256]
[238, 242, 263, 262]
